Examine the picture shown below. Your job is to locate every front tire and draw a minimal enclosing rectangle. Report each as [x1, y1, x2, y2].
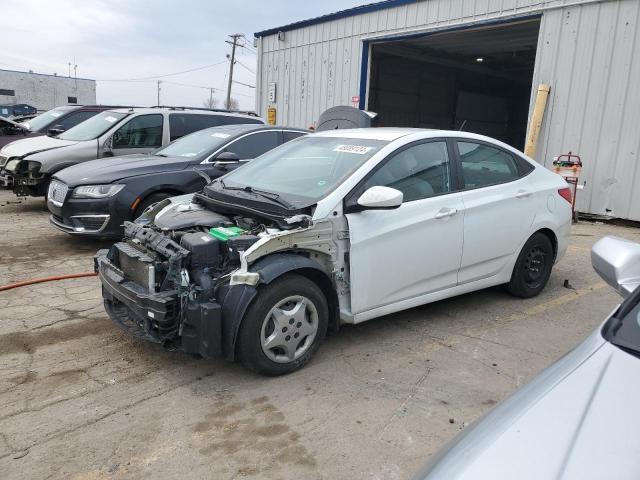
[506, 232, 554, 298]
[237, 273, 328, 376]
[134, 192, 173, 218]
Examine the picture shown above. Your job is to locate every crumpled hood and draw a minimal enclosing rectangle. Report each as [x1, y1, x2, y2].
[0, 134, 77, 158]
[418, 329, 640, 480]
[54, 154, 193, 186]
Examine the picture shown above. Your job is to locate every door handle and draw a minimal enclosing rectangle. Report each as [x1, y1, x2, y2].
[516, 190, 532, 198]
[435, 208, 458, 219]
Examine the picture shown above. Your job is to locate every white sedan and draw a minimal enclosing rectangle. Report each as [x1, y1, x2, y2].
[97, 128, 573, 375]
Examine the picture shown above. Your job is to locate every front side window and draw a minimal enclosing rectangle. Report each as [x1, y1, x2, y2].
[221, 131, 280, 160]
[458, 141, 519, 189]
[113, 114, 163, 148]
[54, 110, 98, 131]
[604, 289, 640, 358]
[23, 107, 73, 132]
[58, 111, 128, 141]
[364, 141, 451, 202]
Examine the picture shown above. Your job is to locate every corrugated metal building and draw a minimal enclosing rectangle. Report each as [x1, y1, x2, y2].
[0, 69, 96, 112]
[254, 0, 640, 220]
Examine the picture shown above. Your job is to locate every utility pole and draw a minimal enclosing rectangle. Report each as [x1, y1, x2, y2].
[209, 88, 214, 108]
[68, 62, 72, 77]
[225, 34, 242, 110]
[157, 80, 161, 106]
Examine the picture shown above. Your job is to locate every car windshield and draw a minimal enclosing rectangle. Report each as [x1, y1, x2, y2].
[219, 136, 388, 203]
[22, 107, 72, 132]
[605, 287, 640, 356]
[154, 127, 234, 159]
[58, 111, 127, 141]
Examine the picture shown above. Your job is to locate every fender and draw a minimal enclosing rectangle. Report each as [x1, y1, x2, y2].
[219, 253, 330, 360]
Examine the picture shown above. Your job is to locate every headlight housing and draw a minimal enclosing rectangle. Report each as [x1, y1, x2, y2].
[72, 184, 125, 199]
[5, 159, 21, 172]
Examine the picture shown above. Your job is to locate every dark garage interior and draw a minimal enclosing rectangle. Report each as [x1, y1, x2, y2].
[367, 19, 541, 149]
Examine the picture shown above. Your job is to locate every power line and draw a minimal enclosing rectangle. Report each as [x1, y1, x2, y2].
[163, 80, 254, 98]
[240, 34, 257, 52]
[235, 59, 255, 75]
[233, 80, 255, 89]
[96, 60, 228, 82]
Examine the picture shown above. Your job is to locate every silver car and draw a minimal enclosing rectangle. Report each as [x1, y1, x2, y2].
[414, 235, 640, 480]
[0, 107, 262, 197]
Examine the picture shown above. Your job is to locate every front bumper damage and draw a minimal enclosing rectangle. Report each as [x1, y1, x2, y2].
[5, 160, 49, 196]
[94, 223, 230, 358]
[12, 171, 49, 196]
[0, 170, 13, 188]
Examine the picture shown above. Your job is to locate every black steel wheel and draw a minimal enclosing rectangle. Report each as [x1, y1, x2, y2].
[506, 232, 554, 298]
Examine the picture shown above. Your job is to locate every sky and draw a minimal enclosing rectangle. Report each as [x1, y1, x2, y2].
[2, 0, 370, 111]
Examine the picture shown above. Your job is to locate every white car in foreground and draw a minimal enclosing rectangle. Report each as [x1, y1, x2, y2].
[96, 128, 572, 375]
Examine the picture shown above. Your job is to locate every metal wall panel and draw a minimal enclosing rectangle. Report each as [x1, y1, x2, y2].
[533, 0, 640, 218]
[256, 0, 640, 219]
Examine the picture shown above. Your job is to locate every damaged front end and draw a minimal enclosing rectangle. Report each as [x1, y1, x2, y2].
[96, 220, 229, 357]
[95, 193, 337, 359]
[6, 159, 49, 196]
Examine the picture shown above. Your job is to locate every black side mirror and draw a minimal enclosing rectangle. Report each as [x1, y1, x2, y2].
[215, 151, 240, 162]
[47, 125, 65, 136]
[214, 151, 241, 169]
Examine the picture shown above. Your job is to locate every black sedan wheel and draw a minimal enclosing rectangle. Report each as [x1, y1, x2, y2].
[506, 232, 554, 298]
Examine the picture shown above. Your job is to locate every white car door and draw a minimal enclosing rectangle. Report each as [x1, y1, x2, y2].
[346, 140, 464, 315]
[455, 140, 537, 284]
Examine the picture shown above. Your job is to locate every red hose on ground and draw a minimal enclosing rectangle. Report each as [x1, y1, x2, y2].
[0, 272, 97, 292]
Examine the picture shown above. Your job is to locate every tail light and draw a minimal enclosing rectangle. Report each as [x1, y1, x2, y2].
[558, 187, 573, 204]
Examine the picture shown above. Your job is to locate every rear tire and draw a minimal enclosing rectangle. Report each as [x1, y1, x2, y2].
[134, 192, 173, 218]
[506, 232, 554, 298]
[237, 273, 328, 376]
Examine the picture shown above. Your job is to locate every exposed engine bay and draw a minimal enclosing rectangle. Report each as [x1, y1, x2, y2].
[95, 193, 348, 359]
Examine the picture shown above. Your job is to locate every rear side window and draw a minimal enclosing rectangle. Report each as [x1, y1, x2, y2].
[458, 142, 520, 189]
[55, 110, 97, 131]
[283, 131, 306, 143]
[170, 114, 221, 141]
[113, 114, 163, 149]
[222, 131, 280, 160]
[169, 114, 262, 141]
[217, 115, 262, 126]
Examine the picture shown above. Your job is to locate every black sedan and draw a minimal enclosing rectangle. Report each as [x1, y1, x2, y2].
[47, 124, 307, 238]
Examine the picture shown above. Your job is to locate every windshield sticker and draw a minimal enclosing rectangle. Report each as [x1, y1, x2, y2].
[317, 180, 327, 186]
[211, 132, 231, 138]
[50, 112, 62, 118]
[333, 145, 374, 155]
[104, 116, 118, 123]
[182, 153, 198, 157]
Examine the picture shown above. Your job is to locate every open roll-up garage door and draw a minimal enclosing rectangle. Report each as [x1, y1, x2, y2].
[366, 18, 541, 149]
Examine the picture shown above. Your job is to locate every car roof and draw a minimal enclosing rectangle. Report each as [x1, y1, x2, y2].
[310, 127, 526, 152]
[105, 107, 259, 119]
[312, 127, 425, 141]
[202, 124, 308, 135]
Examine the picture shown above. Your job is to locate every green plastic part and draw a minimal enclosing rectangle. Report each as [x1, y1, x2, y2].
[209, 226, 246, 241]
